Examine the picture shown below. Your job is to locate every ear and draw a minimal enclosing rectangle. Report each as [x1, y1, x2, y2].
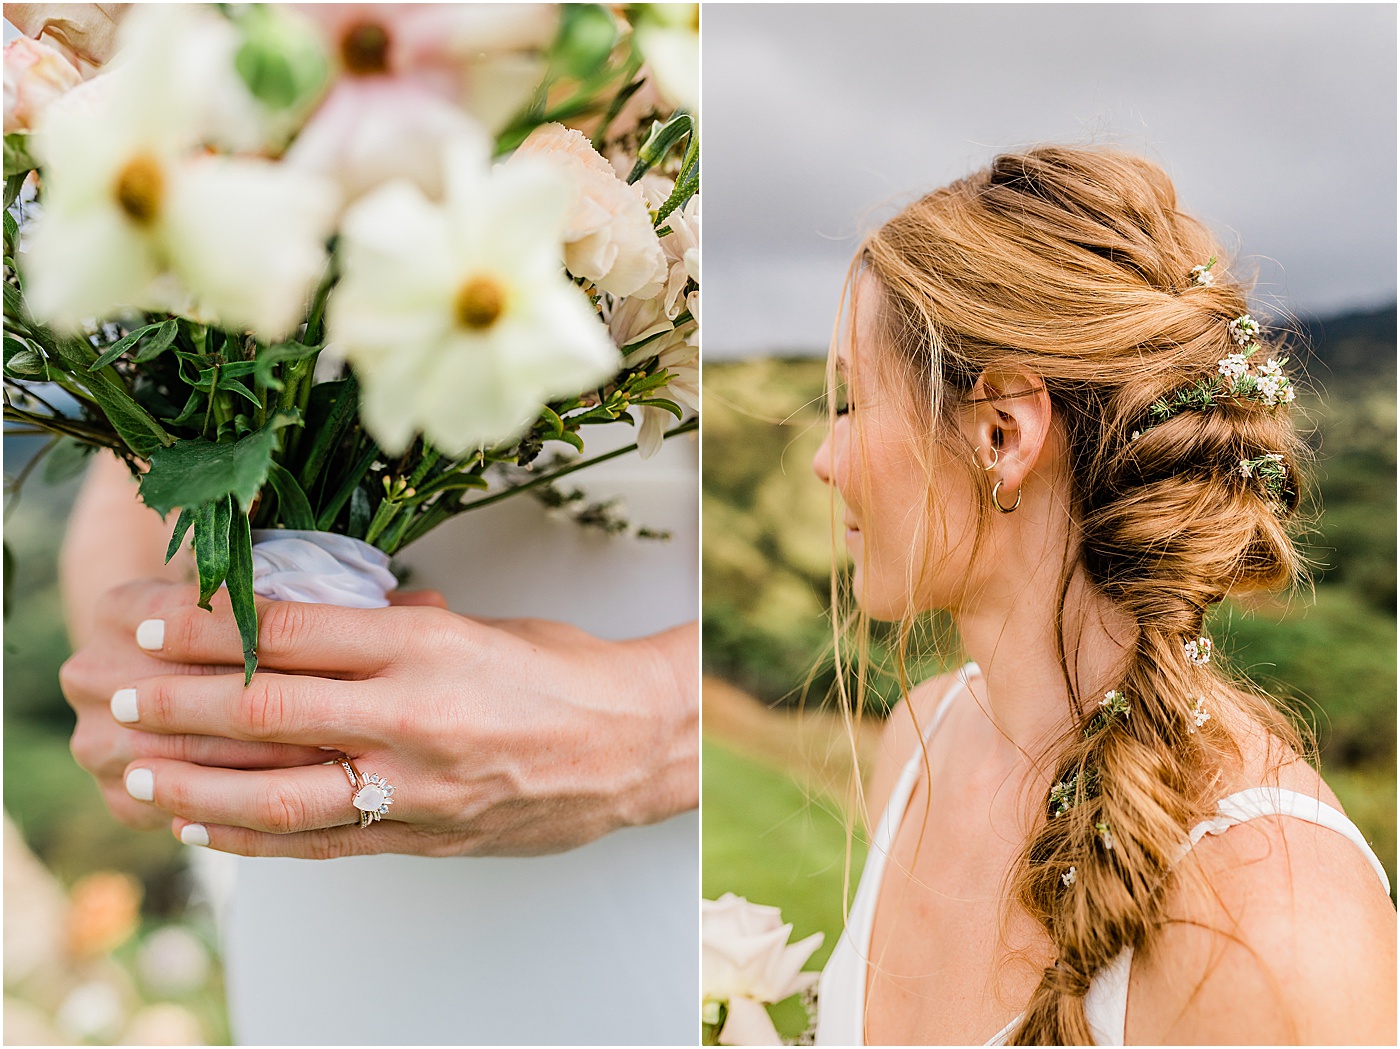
[961, 366, 1053, 494]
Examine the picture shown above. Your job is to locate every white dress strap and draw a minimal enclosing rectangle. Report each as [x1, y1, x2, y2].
[814, 663, 979, 1047]
[1182, 785, 1391, 894]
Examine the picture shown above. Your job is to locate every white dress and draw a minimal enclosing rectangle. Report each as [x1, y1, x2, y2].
[815, 664, 1392, 1046]
[200, 430, 699, 1045]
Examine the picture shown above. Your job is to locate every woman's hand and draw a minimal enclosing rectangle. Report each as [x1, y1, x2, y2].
[60, 580, 334, 831]
[106, 588, 698, 858]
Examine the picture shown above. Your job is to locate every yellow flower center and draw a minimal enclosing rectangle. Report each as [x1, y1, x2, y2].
[114, 154, 163, 226]
[342, 23, 391, 76]
[455, 276, 507, 331]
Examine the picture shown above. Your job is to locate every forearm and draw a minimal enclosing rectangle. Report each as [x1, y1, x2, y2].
[60, 452, 188, 649]
[634, 619, 699, 822]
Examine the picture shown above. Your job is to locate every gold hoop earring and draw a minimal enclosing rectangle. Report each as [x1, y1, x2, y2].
[992, 479, 1021, 513]
[976, 445, 999, 471]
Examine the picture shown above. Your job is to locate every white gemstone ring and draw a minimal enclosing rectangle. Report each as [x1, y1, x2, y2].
[336, 757, 395, 829]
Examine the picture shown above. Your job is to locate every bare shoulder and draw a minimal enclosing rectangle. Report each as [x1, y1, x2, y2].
[863, 667, 968, 830]
[1128, 752, 1397, 1044]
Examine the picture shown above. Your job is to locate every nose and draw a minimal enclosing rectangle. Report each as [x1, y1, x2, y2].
[812, 430, 833, 486]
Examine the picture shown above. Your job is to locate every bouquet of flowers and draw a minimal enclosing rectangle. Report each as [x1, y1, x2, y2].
[3, 3, 700, 679]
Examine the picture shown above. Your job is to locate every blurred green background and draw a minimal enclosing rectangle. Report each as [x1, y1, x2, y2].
[702, 306, 1398, 983]
[4, 436, 229, 1045]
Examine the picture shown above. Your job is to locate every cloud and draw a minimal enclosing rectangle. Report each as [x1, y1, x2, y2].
[704, 4, 1397, 357]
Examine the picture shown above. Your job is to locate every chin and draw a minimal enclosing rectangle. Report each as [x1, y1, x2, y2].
[849, 575, 908, 623]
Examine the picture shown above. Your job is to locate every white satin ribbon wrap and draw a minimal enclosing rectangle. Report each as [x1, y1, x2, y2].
[249, 530, 397, 608]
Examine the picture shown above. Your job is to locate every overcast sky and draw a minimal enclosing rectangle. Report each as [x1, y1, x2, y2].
[703, 4, 1398, 358]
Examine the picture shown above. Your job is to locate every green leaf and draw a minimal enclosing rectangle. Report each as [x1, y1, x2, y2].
[539, 405, 565, 438]
[551, 3, 618, 78]
[4, 346, 45, 379]
[633, 397, 684, 420]
[4, 170, 26, 209]
[296, 375, 358, 491]
[139, 410, 299, 517]
[348, 484, 372, 538]
[193, 496, 233, 610]
[627, 111, 693, 184]
[38, 331, 174, 456]
[315, 440, 377, 531]
[3, 133, 37, 179]
[555, 429, 585, 452]
[265, 462, 314, 530]
[165, 507, 196, 564]
[40, 437, 95, 484]
[89, 319, 175, 371]
[3, 278, 23, 322]
[226, 508, 259, 683]
[253, 340, 318, 392]
[132, 318, 181, 363]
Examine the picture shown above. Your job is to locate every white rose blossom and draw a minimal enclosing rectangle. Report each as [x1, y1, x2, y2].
[22, 5, 338, 340]
[703, 893, 823, 1046]
[327, 138, 621, 455]
[3, 35, 83, 133]
[510, 122, 666, 298]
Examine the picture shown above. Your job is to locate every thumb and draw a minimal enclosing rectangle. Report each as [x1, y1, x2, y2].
[388, 589, 449, 609]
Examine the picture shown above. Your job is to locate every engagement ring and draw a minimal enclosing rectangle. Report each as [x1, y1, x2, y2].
[337, 757, 395, 828]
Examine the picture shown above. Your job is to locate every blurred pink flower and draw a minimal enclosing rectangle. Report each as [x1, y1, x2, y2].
[513, 123, 666, 297]
[3, 35, 82, 133]
[285, 4, 556, 202]
[4, 4, 130, 77]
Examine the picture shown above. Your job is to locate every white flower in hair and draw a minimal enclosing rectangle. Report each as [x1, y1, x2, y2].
[1217, 353, 1251, 381]
[1100, 690, 1129, 717]
[1061, 866, 1077, 887]
[1239, 459, 1253, 478]
[1184, 637, 1212, 666]
[1228, 313, 1261, 346]
[1095, 822, 1116, 851]
[1190, 257, 1217, 287]
[1188, 696, 1211, 732]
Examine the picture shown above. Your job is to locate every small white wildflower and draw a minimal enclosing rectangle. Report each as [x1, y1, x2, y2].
[1263, 453, 1284, 464]
[1100, 690, 1129, 717]
[1131, 430, 1141, 441]
[1217, 352, 1251, 381]
[1189, 696, 1211, 732]
[1095, 822, 1116, 851]
[1184, 637, 1213, 666]
[1257, 357, 1284, 378]
[1061, 866, 1077, 887]
[1228, 314, 1261, 346]
[1239, 459, 1254, 477]
[1190, 260, 1216, 287]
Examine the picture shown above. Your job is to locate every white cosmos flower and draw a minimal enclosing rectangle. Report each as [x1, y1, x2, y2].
[23, 6, 338, 339]
[328, 139, 621, 455]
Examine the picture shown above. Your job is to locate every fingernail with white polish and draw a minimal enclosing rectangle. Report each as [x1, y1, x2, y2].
[125, 768, 154, 801]
[180, 824, 210, 847]
[110, 688, 139, 723]
[136, 619, 165, 651]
